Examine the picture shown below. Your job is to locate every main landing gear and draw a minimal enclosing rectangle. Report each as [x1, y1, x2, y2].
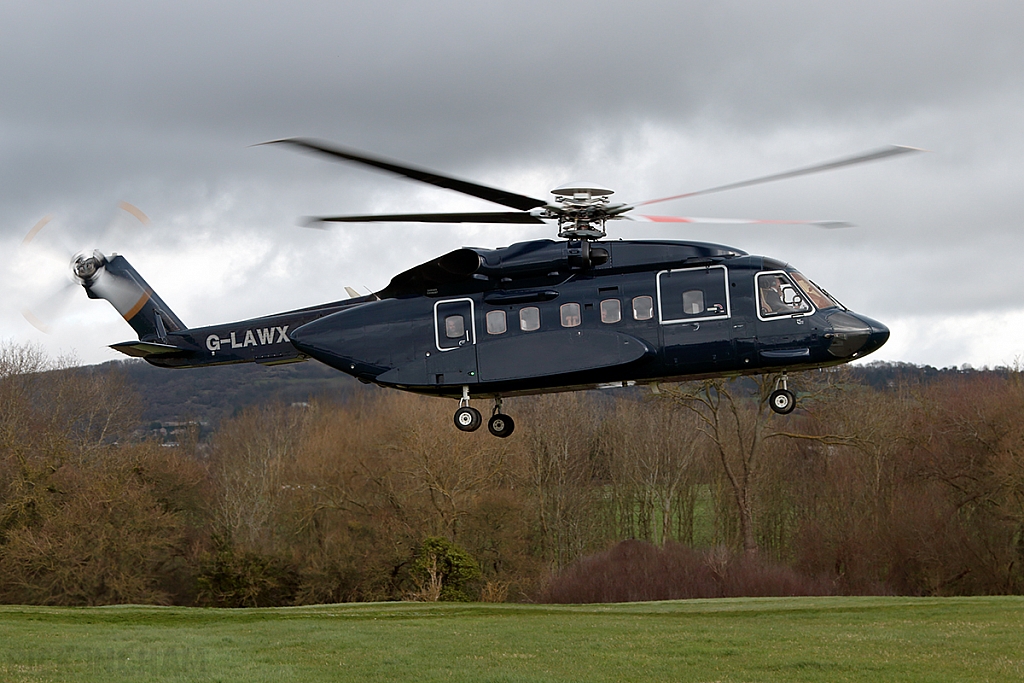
[453, 387, 515, 438]
[769, 373, 796, 415]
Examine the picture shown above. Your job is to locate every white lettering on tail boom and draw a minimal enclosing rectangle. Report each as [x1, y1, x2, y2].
[206, 326, 290, 354]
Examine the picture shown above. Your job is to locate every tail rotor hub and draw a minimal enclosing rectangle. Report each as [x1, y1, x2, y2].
[72, 250, 106, 284]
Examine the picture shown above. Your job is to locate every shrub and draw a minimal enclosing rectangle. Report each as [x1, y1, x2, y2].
[0, 455, 189, 606]
[195, 537, 300, 607]
[411, 537, 480, 601]
[539, 540, 836, 603]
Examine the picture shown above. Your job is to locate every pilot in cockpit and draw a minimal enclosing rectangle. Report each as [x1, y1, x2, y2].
[759, 276, 788, 316]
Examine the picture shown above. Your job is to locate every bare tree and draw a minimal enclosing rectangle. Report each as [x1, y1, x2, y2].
[516, 393, 605, 570]
[661, 374, 850, 556]
[394, 395, 508, 541]
[211, 404, 308, 548]
[601, 399, 702, 545]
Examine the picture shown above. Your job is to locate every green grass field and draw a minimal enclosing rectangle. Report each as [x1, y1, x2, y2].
[1, 597, 1021, 682]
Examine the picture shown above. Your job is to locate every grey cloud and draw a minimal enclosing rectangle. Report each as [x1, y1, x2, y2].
[2, 0, 1022, 367]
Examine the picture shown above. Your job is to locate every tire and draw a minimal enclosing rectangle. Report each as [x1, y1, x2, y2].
[454, 406, 482, 432]
[487, 413, 515, 438]
[769, 389, 796, 415]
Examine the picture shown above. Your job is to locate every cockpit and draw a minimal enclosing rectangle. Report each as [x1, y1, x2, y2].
[757, 270, 843, 319]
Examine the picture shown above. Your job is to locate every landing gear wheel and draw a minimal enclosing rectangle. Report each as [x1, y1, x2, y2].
[769, 389, 796, 415]
[454, 406, 482, 432]
[488, 413, 515, 438]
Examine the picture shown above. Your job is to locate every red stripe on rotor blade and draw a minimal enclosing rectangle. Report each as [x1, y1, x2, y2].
[639, 215, 695, 223]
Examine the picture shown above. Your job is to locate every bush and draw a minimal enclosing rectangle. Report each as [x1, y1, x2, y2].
[195, 538, 300, 607]
[539, 541, 837, 603]
[0, 458, 196, 606]
[411, 537, 480, 602]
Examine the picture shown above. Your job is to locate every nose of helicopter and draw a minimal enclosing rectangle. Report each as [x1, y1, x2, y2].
[858, 315, 890, 356]
[825, 311, 889, 359]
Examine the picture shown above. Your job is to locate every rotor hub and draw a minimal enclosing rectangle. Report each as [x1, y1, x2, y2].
[550, 182, 615, 239]
[71, 250, 105, 284]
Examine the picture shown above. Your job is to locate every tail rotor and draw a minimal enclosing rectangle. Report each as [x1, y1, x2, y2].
[18, 203, 150, 333]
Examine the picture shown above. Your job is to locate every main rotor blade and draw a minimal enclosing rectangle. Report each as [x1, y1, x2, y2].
[306, 211, 547, 226]
[631, 145, 925, 208]
[625, 215, 852, 228]
[264, 138, 548, 212]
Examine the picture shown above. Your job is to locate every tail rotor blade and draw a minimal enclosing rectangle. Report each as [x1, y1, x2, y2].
[21, 215, 54, 247]
[93, 201, 150, 251]
[17, 202, 150, 332]
[21, 213, 78, 262]
[21, 281, 78, 333]
[117, 201, 150, 224]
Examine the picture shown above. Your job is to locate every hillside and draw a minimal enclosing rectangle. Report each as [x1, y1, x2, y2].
[98, 357, 1006, 428]
[100, 358, 367, 426]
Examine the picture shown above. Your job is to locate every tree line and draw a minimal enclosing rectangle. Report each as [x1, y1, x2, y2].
[1, 342, 1022, 606]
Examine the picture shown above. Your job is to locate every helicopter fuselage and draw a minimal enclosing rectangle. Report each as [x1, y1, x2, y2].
[125, 238, 888, 400]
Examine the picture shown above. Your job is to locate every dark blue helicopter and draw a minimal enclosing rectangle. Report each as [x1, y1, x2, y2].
[67, 140, 915, 437]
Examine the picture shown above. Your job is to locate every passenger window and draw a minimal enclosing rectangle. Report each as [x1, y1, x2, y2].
[560, 303, 581, 328]
[520, 306, 540, 332]
[633, 295, 654, 321]
[444, 315, 465, 339]
[757, 272, 812, 317]
[682, 290, 704, 315]
[658, 267, 729, 322]
[600, 299, 621, 323]
[485, 310, 507, 335]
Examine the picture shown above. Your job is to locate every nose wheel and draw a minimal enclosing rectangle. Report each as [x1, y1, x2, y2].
[769, 373, 796, 415]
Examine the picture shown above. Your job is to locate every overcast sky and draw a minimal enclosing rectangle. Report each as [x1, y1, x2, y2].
[3, 1, 1023, 369]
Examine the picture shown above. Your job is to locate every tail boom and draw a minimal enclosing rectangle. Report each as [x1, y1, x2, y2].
[84, 252, 366, 368]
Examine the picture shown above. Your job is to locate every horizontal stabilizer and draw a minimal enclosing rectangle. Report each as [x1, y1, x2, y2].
[110, 340, 189, 358]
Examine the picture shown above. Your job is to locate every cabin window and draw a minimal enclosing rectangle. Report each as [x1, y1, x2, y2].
[560, 303, 582, 328]
[520, 306, 540, 332]
[600, 298, 621, 323]
[444, 315, 465, 339]
[633, 295, 654, 320]
[682, 289, 704, 315]
[757, 272, 812, 318]
[486, 310, 507, 335]
[657, 266, 730, 323]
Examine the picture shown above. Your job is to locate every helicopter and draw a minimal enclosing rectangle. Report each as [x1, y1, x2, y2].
[42, 139, 917, 437]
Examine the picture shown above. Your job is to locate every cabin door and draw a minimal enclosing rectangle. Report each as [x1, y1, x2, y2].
[657, 266, 736, 372]
[427, 298, 479, 385]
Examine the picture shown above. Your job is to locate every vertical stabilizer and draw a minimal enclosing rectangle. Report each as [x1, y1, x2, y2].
[79, 253, 185, 342]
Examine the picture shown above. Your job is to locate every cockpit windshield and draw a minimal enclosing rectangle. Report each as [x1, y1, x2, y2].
[789, 271, 838, 311]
